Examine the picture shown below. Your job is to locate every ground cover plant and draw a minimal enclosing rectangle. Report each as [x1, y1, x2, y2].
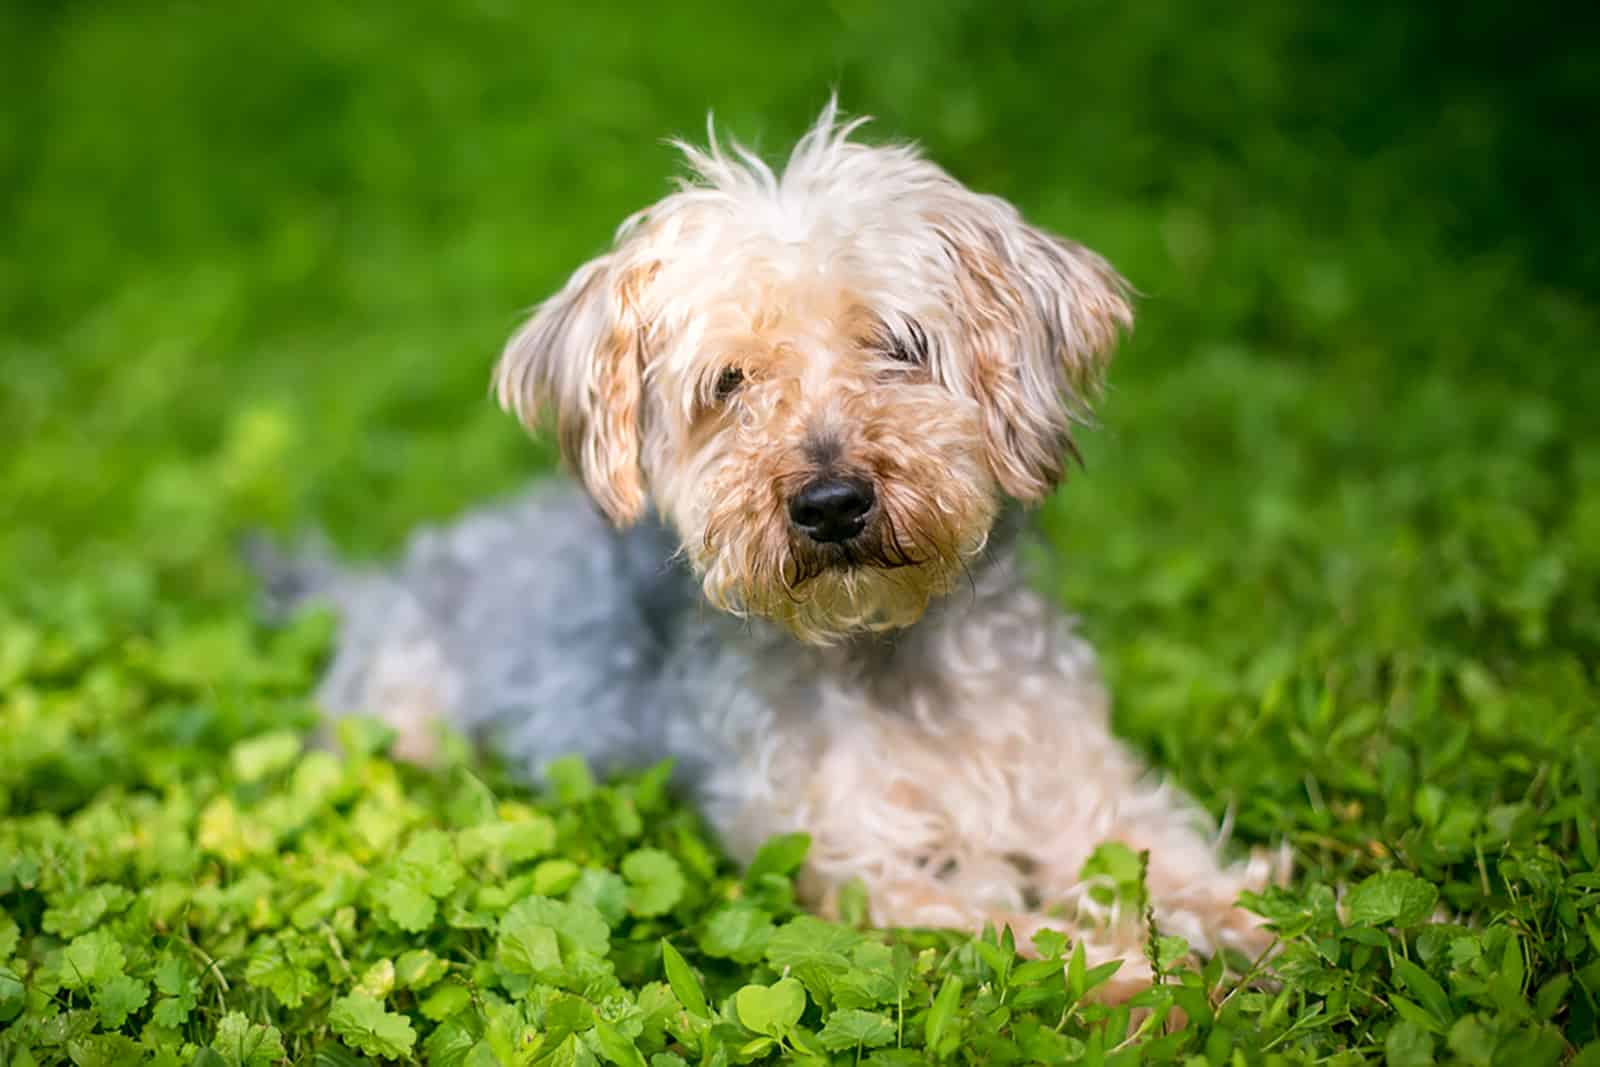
[3, 1, 1598, 1062]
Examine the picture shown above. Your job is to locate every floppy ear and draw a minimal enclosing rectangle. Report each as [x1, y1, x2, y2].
[494, 254, 657, 526]
[937, 198, 1133, 501]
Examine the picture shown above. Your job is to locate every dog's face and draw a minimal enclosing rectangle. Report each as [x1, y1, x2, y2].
[496, 104, 1131, 643]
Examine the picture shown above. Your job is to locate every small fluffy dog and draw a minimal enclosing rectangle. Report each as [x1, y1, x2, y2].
[270, 102, 1281, 991]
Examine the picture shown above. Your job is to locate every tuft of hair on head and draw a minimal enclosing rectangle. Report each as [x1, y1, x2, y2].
[669, 95, 873, 199]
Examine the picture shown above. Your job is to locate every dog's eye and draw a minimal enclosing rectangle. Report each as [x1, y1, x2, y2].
[714, 367, 745, 401]
[876, 322, 929, 365]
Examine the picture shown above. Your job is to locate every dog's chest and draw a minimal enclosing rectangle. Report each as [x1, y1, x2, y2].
[666, 582, 1111, 861]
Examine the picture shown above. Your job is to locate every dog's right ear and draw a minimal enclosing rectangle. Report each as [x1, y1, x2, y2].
[494, 253, 658, 527]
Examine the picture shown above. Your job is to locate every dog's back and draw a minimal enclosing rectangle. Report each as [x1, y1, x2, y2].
[253, 483, 694, 772]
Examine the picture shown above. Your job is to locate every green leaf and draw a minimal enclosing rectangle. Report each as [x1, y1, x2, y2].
[244, 932, 323, 1008]
[607, 790, 644, 838]
[497, 917, 562, 980]
[570, 867, 629, 925]
[1079, 842, 1145, 906]
[745, 832, 811, 882]
[0, 966, 26, 1024]
[1386, 1020, 1436, 1066]
[62, 1034, 144, 1067]
[42, 884, 130, 939]
[370, 829, 466, 931]
[211, 1012, 287, 1067]
[1081, 960, 1125, 997]
[501, 896, 610, 959]
[633, 982, 679, 1047]
[1031, 928, 1068, 960]
[766, 916, 861, 971]
[61, 928, 126, 990]
[735, 977, 807, 1038]
[396, 948, 451, 990]
[1533, 973, 1570, 1020]
[662, 940, 713, 1023]
[335, 716, 395, 761]
[1500, 933, 1525, 994]
[1446, 1014, 1495, 1067]
[832, 941, 901, 1008]
[152, 955, 199, 1027]
[371, 877, 438, 932]
[1391, 959, 1451, 1026]
[543, 993, 594, 1038]
[623, 849, 686, 917]
[422, 1015, 481, 1067]
[328, 992, 417, 1060]
[660, 940, 709, 1019]
[817, 1008, 895, 1050]
[593, 1017, 648, 1067]
[699, 904, 774, 963]
[546, 756, 595, 803]
[456, 815, 558, 867]
[1011, 958, 1067, 988]
[1152, 935, 1189, 972]
[837, 878, 870, 927]
[154, 956, 195, 997]
[534, 1032, 590, 1067]
[1389, 993, 1445, 1036]
[1066, 940, 1087, 1001]
[764, 915, 862, 1006]
[532, 858, 583, 897]
[230, 730, 303, 782]
[93, 974, 149, 1029]
[397, 830, 466, 897]
[155, 997, 199, 1029]
[1345, 870, 1439, 927]
[737, 1037, 776, 1059]
[356, 958, 397, 998]
[971, 936, 1010, 982]
[419, 981, 474, 1022]
[925, 975, 963, 1052]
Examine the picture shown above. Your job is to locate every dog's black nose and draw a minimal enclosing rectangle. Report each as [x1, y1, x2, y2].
[789, 477, 875, 544]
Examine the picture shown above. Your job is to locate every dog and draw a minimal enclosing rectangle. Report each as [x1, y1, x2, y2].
[262, 101, 1283, 993]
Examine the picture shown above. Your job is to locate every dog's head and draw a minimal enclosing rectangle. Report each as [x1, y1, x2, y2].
[496, 102, 1131, 643]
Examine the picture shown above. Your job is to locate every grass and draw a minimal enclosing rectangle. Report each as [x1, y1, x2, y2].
[3, 1, 1598, 1063]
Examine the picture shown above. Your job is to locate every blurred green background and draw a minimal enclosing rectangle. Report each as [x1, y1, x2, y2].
[3, 1, 1597, 837]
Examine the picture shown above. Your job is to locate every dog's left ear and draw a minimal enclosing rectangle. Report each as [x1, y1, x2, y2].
[937, 198, 1133, 501]
[494, 253, 658, 526]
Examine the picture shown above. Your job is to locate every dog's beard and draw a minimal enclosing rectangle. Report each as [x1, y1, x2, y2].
[782, 511, 927, 587]
[697, 492, 991, 645]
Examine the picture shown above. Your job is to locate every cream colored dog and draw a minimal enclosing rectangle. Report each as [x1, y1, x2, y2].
[272, 100, 1285, 995]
